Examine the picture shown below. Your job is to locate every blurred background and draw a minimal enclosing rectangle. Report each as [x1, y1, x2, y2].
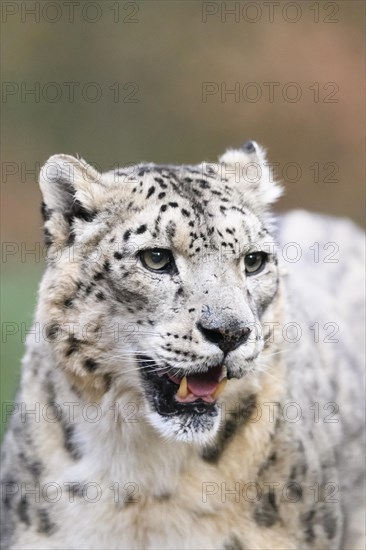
[1, 0, 365, 438]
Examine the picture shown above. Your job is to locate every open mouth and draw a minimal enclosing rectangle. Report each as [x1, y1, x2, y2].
[138, 356, 227, 417]
[167, 365, 227, 403]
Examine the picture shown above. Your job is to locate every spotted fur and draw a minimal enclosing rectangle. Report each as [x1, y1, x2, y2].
[1, 142, 365, 549]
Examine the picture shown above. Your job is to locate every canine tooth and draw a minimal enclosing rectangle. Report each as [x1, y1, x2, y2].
[212, 377, 227, 399]
[177, 376, 188, 398]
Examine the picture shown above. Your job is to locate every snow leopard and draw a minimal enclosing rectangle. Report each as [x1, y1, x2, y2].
[1, 142, 365, 549]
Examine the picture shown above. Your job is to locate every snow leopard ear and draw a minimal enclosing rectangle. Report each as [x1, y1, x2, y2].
[219, 141, 283, 205]
[39, 154, 103, 247]
[39, 154, 102, 215]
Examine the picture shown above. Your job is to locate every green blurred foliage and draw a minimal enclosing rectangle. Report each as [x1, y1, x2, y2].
[1, 1, 365, 437]
[1, 268, 42, 439]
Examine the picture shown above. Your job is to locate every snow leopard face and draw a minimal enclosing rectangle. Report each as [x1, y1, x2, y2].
[39, 142, 282, 443]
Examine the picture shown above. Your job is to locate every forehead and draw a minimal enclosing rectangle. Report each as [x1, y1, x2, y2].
[113, 162, 227, 203]
[103, 164, 268, 251]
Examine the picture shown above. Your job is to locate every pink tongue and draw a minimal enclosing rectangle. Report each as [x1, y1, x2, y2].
[187, 365, 222, 397]
[187, 375, 219, 397]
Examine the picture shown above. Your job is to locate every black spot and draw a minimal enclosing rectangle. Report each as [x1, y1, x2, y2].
[242, 140, 256, 153]
[45, 323, 59, 341]
[146, 186, 156, 199]
[65, 199, 96, 223]
[223, 535, 245, 550]
[299, 461, 308, 475]
[94, 272, 104, 281]
[123, 230, 131, 241]
[199, 179, 210, 189]
[160, 204, 168, 212]
[107, 279, 146, 308]
[63, 297, 73, 308]
[104, 373, 112, 392]
[302, 509, 316, 543]
[254, 490, 279, 527]
[114, 251, 123, 260]
[269, 451, 277, 463]
[84, 359, 98, 372]
[136, 224, 147, 234]
[103, 260, 111, 272]
[85, 284, 95, 295]
[323, 508, 337, 540]
[41, 201, 52, 222]
[287, 480, 303, 500]
[169, 202, 178, 208]
[62, 423, 81, 460]
[181, 208, 190, 217]
[258, 450, 278, 476]
[27, 460, 43, 480]
[44, 375, 57, 404]
[166, 221, 176, 239]
[66, 228, 76, 246]
[202, 395, 257, 462]
[37, 508, 55, 535]
[2, 478, 17, 508]
[43, 227, 53, 247]
[124, 494, 138, 505]
[66, 482, 84, 500]
[290, 465, 297, 479]
[158, 192, 166, 199]
[95, 291, 105, 301]
[17, 496, 30, 526]
[65, 336, 80, 357]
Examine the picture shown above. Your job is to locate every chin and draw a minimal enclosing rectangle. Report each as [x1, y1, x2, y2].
[147, 407, 222, 445]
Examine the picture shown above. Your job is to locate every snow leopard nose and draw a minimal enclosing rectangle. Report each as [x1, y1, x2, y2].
[196, 320, 251, 354]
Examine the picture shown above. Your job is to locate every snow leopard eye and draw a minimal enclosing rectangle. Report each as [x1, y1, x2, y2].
[244, 252, 268, 275]
[140, 249, 175, 272]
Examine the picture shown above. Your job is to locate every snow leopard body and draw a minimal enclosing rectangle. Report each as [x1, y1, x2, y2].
[1, 143, 365, 549]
